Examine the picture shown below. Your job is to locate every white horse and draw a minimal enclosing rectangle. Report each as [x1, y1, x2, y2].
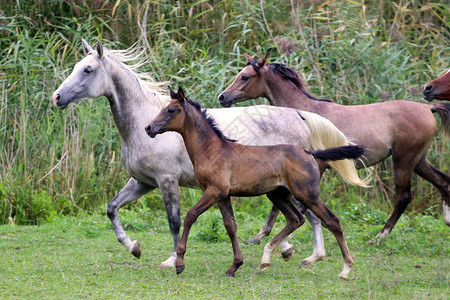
[52, 40, 367, 269]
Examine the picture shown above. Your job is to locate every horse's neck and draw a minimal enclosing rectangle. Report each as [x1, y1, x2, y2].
[266, 79, 334, 114]
[180, 107, 225, 164]
[106, 62, 163, 143]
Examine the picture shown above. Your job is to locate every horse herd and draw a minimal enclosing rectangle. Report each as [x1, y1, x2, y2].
[52, 40, 449, 279]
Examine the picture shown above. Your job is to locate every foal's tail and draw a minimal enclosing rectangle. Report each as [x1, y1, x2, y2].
[430, 102, 450, 138]
[299, 111, 371, 187]
[307, 145, 365, 161]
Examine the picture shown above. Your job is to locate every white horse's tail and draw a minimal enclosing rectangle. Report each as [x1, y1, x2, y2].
[299, 111, 371, 187]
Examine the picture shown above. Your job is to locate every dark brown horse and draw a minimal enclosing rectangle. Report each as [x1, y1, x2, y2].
[219, 54, 450, 247]
[145, 87, 365, 279]
[423, 69, 450, 101]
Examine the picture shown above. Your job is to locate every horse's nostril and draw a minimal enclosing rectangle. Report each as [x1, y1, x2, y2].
[56, 94, 60, 101]
[219, 94, 224, 102]
[425, 84, 433, 92]
[145, 125, 151, 133]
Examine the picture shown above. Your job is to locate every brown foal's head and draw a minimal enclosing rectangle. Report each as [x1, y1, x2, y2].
[145, 86, 187, 138]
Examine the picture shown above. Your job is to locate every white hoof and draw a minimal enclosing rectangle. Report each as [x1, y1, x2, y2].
[301, 254, 325, 266]
[158, 255, 176, 269]
[338, 263, 352, 280]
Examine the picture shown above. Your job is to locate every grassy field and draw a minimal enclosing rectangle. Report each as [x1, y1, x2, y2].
[1, 206, 448, 299]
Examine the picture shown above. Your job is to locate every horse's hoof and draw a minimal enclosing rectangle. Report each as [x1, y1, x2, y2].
[225, 271, 235, 277]
[301, 254, 324, 266]
[158, 261, 175, 269]
[338, 273, 349, 280]
[260, 263, 271, 271]
[281, 247, 294, 262]
[176, 264, 185, 274]
[246, 237, 261, 245]
[131, 241, 141, 259]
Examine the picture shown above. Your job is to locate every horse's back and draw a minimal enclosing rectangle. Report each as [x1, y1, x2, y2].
[208, 105, 311, 148]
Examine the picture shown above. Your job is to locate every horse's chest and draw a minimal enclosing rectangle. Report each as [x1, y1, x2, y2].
[120, 141, 196, 187]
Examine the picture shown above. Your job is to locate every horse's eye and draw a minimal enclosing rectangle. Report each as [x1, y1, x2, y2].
[84, 66, 92, 73]
[168, 108, 175, 113]
[241, 75, 249, 81]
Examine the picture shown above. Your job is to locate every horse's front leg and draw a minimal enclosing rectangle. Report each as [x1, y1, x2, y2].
[157, 176, 182, 268]
[107, 178, 154, 259]
[176, 187, 221, 275]
[218, 197, 243, 277]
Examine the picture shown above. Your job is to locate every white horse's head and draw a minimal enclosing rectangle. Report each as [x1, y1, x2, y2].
[52, 39, 111, 109]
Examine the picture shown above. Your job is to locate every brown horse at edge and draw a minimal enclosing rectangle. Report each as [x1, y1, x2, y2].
[423, 68, 450, 101]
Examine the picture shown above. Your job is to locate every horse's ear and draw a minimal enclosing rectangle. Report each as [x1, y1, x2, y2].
[259, 55, 269, 68]
[244, 52, 254, 63]
[82, 39, 92, 55]
[96, 39, 103, 58]
[169, 86, 177, 99]
[177, 86, 186, 102]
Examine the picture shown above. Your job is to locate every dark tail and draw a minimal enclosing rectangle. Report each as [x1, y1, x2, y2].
[306, 145, 364, 162]
[430, 102, 450, 138]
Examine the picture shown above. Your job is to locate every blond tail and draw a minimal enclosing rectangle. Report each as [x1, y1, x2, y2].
[299, 111, 371, 187]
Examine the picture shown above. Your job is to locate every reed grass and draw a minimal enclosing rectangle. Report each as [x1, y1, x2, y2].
[0, 0, 448, 224]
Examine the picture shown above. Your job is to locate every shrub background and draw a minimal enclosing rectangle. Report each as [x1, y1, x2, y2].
[0, 0, 448, 224]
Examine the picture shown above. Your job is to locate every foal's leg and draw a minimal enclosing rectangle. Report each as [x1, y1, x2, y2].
[107, 178, 154, 259]
[246, 205, 279, 244]
[158, 176, 182, 268]
[297, 198, 354, 279]
[413, 155, 450, 225]
[218, 197, 244, 277]
[261, 190, 305, 271]
[176, 187, 221, 274]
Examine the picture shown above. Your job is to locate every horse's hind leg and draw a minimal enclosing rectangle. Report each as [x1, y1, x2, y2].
[261, 189, 305, 271]
[107, 178, 154, 259]
[414, 155, 450, 225]
[158, 176, 182, 268]
[298, 198, 354, 279]
[246, 205, 279, 244]
[301, 208, 326, 266]
[218, 197, 243, 277]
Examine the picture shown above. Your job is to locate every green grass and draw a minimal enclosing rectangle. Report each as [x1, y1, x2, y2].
[1, 209, 448, 299]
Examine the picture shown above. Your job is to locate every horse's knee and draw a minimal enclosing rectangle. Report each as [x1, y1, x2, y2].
[107, 201, 118, 220]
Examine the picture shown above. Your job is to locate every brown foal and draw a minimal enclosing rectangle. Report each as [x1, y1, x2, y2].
[145, 87, 365, 279]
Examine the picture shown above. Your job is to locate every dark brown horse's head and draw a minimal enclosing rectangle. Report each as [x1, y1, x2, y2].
[422, 69, 450, 101]
[145, 87, 187, 138]
[218, 53, 270, 107]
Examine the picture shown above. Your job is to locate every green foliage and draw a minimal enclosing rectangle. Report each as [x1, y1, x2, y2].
[0, 1, 449, 223]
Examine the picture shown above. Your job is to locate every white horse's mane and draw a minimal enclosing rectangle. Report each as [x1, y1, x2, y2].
[103, 44, 170, 108]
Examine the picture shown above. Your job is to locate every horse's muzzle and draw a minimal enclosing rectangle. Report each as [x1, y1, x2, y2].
[52, 92, 69, 109]
[218, 94, 233, 108]
[422, 84, 436, 101]
[145, 125, 157, 138]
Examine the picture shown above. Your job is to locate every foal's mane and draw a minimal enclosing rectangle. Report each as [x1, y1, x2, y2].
[102, 46, 170, 107]
[183, 97, 236, 142]
[249, 60, 333, 103]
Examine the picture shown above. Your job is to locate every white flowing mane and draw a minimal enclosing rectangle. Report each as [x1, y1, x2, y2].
[103, 45, 170, 108]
